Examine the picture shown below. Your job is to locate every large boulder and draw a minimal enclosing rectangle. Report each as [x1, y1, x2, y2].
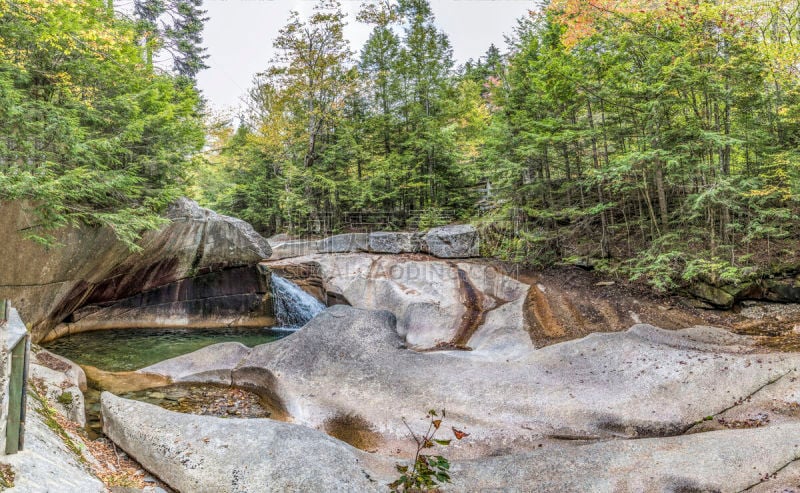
[421, 224, 479, 258]
[100, 392, 800, 492]
[0, 199, 272, 342]
[127, 306, 800, 491]
[317, 233, 368, 254]
[367, 232, 421, 254]
[448, 424, 800, 492]
[265, 254, 531, 351]
[142, 306, 800, 454]
[101, 392, 385, 493]
[267, 239, 319, 260]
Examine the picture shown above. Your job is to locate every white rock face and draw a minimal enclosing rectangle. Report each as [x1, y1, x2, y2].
[266, 254, 532, 351]
[141, 307, 800, 448]
[0, 398, 104, 493]
[124, 306, 800, 492]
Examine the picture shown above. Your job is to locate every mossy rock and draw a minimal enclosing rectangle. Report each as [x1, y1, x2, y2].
[685, 282, 735, 309]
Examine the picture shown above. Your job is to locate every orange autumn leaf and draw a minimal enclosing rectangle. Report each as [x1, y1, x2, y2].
[452, 427, 470, 440]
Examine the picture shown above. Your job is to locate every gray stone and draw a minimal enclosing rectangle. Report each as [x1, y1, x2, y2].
[144, 342, 250, 385]
[263, 254, 531, 350]
[422, 224, 479, 258]
[101, 393, 385, 493]
[367, 231, 421, 254]
[28, 361, 86, 427]
[54, 265, 274, 335]
[267, 239, 320, 260]
[100, 389, 800, 493]
[132, 306, 800, 491]
[448, 424, 800, 492]
[143, 306, 800, 457]
[685, 281, 736, 308]
[317, 233, 368, 254]
[0, 199, 272, 342]
[1, 398, 105, 492]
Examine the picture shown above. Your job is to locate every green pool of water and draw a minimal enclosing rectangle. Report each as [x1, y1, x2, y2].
[42, 327, 287, 372]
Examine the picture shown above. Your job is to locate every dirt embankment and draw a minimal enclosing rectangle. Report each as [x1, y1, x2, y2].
[488, 263, 800, 350]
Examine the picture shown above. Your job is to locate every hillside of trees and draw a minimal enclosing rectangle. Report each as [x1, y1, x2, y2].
[197, 0, 800, 292]
[4, 0, 800, 294]
[0, 0, 206, 248]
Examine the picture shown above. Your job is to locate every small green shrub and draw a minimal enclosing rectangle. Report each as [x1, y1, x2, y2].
[57, 391, 74, 406]
[389, 409, 469, 492]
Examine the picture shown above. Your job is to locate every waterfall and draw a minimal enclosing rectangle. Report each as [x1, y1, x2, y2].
[270, 274, 326, 329]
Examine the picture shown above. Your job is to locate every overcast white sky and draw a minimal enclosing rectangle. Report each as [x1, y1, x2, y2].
[192, 0, 534, 111]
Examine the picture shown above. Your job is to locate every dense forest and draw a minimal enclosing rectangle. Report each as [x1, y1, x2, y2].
[0, 0, 206, 247]
[4, 0, 800, 293]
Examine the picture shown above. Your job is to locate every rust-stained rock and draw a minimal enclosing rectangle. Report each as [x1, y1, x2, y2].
[265, 253, 531, 354]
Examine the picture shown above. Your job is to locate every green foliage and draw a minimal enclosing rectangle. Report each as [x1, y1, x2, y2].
[199, 0, 800, 292]
[682, 258, 747, 286]
[206, 0, 485, 235]
[0, 0, 204, 248]
[390, 409, 469, 493]
[57, 391, 74, 406]
[29, 382, 86, 463]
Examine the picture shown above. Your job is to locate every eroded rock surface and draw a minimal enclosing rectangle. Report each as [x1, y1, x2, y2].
[141, 306, 800, 454]
[101, 392, 385, 493]
[266, 254, 531, 351]
[0, 199, 272, 342]
[111, 305, 800, 492]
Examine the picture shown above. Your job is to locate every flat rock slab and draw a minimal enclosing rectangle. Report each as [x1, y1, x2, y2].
[449, 423, 800, 492]
[101, 391, 800, 492]
[101, 393, 385, 493]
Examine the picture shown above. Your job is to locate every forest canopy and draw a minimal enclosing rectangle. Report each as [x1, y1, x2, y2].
[0, 0, 205, 247]
[198, 0, 800, 291]
[4, 0, 800, 293]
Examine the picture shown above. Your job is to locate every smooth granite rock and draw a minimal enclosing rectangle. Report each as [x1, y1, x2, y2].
[142, 306, 800, 458]
[101, 393, 385, 493]
[123, 305, 800, 491]
[268, 239, 320, 260]
[0, 199, 272, 342]
[421, 224, 479, 258]
[317, 233, 368, 254]
[367, 232, 421, 254]
[0, 399, 105, 492]
[265, 254, 531, 351]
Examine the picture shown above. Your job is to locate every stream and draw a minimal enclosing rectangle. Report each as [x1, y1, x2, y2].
[40, 274, 325, 438]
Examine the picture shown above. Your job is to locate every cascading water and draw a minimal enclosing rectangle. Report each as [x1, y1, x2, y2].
[270, 274, 326, 329]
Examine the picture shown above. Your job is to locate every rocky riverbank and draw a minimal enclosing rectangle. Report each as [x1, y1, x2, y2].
[7, 201, 800, 492]
[94, 305, 800, 491]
